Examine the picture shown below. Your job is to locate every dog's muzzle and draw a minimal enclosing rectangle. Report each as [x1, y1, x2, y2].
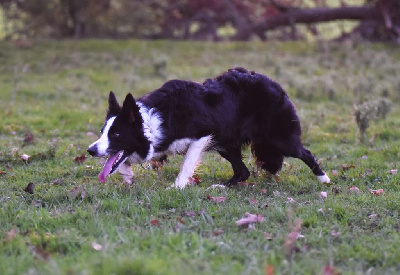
[87, 145, 97, 157]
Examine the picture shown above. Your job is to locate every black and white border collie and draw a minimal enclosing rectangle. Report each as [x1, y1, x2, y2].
[87, 67, 330, 188]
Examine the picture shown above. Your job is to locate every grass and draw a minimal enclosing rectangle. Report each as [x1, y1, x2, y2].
[1, 39, 400, 274]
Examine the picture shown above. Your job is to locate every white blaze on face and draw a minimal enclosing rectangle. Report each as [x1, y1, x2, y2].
[90, 116, 116, 156]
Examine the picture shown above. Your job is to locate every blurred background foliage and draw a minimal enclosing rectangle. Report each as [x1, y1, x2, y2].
[0, 0, 399, 43]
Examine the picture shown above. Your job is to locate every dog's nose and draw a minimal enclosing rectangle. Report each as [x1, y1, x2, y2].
[87, 146, 97, 157]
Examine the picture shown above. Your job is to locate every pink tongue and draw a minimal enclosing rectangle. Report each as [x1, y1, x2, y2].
[98, 152, 120, 183]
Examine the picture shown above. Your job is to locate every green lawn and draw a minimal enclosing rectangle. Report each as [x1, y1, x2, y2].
[1, 40, 400, 274]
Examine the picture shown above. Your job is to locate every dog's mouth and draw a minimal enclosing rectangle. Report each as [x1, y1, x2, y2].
[98, 150, 128, 183]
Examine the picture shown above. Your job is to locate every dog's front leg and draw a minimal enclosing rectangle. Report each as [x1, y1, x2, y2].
[173, 135, 212, 189]
[118, 160, 134, 184]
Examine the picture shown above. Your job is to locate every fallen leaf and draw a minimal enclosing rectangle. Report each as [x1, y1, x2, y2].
[24, 182, 35, 194]
[349, 186, 360, 192]
[322, 265, 339, 275]
[185, 211, 196, 217]
[331, 231, 341, 237]
[388, 169, 397, 175]
[342, 164, 355, 170]
[369, 189, 384, 196]
[260, 189, 267, 194]
[365, 169, 373, 175]
[319, 191, 327, 199]
[21, 154, 30, 161]
[0, 171, 6, 175]
[252, 169, 259, 178]
[24, 131, 34, 145]
[189, 175, 201, 185]
[332, 170, 338, 176]
[74, 153, 86, 163]
[284, 218, 303, 254]
[150, 160, 163, 170]
[264, 232, 272, 240]
[368, 134, 376, 145]
[331, 186, 340, 194]
[207, 196, 227, 203]
[177, 217, 185, 224]
[52, 178, 65, 185]
[92, 242, 103, 251]
[173, 224, 181, 233]
[68, 186, 86, 199]
[3, 228, 16, 244]
[150, 219, 160, 226]
[235, 212, 264, 226]
[29, 245, 50, 261]
[286, 197, 296, 203]
[213, 229, 224, 236]
[249, 198, 258, 204]
[266, 265, 274, 275]
[286, 231, 304, 240]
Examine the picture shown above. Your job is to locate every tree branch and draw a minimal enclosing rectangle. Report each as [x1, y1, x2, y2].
[254, 5, 381, 34]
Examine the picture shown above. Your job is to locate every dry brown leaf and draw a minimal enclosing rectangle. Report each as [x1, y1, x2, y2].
[185, 211, 196, 217]
[213, 229, 224, 236]
[388, 169, 397, 175]
[349, 186, 360, 193]
[266, 265, 274, 275]
[369, 189, 384, 196]
[29, 245, 51, 261]
[3, 228, 16, 244]
[92, 242, 103, 251]
[322, 265, 339, 275]
[68, 186, 86, 199]
[21, 154, 30, 161]
[74, 153, 87, 163]
[24, 131, 34, 145]
[189, 175, 201, 185]
[207, 196, 227, 203]
[235, 212, 264, 226]
[342, 164, 356, 170]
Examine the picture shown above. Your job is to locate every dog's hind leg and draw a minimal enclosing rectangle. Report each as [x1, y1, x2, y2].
[252, 138, 330, 184]
[296, 147, 330, 183]
[275, 140, 330, 184]
[218, 146, 250, 187]
[118, 160, 134, 184]
[173, 135, 212, 189]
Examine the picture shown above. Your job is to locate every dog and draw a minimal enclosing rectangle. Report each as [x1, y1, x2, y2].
[87, 67, 330, 188]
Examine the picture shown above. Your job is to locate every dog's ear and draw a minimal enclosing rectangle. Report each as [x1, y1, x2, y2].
[107, 91, 121, 118]
[120, 93, 140, 124]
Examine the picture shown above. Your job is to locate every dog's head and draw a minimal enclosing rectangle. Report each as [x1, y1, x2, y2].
[87, 92, 150, 182]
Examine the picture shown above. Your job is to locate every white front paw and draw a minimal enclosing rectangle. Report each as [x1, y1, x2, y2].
[317, 174, 330, 184]
[173, 177, 188, 189]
